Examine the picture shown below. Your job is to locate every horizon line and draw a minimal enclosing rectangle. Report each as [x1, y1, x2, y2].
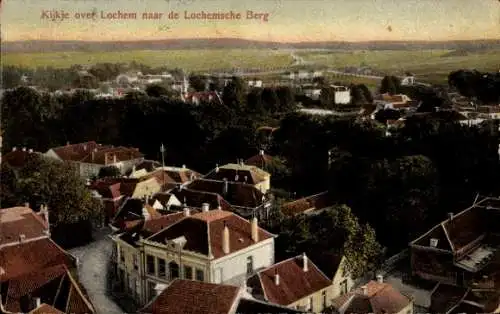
[3, 37, 500, 44]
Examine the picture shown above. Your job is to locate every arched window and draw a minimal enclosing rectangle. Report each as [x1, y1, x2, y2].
[169, 261, 179, 279]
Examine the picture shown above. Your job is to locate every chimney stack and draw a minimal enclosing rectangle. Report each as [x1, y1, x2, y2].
[183, 207, 190, 217]
[215, 164, 220, 173]
[28, 149, 33, 153]
[376, 274, 383, 283]
[274, 269, 280, 286]
[34, 297, 41, 308]
[22, 147, 26, 152]
[259, 149, 264, 156]
[202, 203, 210, 212]
[12, 147, 17, 151]
[24, 202, 30, 208]
[251, 217, 259, 242]
[40, 205, 49, 228]
[361, 285, 368, 296]
[19, 234, 26, 242]
[223, 178, 228, 195]
[113, 154, 117, 164]
[448, 212, 454, 220]
[222, 221, 230, 254]
[302, 253, 308, 272]
[182, 164, 186, 169]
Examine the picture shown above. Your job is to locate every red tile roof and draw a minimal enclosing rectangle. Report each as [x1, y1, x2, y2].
[245, 152, 274, 168]
[0, 238, 77, 281]
[332, 280, 412, 314]
[147, 210, 273, 258]
[171, 188, 233, 212]
[249, 254, 331, 306]
[0, 207, 49, 246]
[281, 192, 331, 216]
[29, 304, 64, 314]
[50, 141, 143, 165]
[205, 163, 269, 185]
[186, 179, 266, 209]
[139, 279, 240, 314]
[2, 264, 94, 313]
[3, 150, 42, 168]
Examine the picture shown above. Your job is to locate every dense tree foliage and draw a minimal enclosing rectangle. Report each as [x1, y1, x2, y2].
[98, 165, 121, 178]
[274, 205, 383, 278]
[449, 70, 500, 105]
[380, 75, 402, 95]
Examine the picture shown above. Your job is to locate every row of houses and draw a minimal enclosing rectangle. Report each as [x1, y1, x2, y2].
[0, 206, 95, 313]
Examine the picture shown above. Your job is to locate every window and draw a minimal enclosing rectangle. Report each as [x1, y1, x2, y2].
[195, 268, 204, 281]
[340, 279, 348, 295]
[146, 255, 155, 275]
[322, 290, 327, 309]
[147, 281, 156, 301]
[133, 254, 138, 270]
[158, 258, 166, 277]
[246, 256, 254, 275]
[169, 262, 179, 279]
[184, 266, 193, 280]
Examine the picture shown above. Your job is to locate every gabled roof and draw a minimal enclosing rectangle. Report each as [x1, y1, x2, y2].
[331, 280, 412, 314]
[2, 264, 94, 313]
[205, 163, 270, 185]
[48, 141, 143, 164]
[147, 209, 274, 259]
[0, 238, 77, 281]
[139, 279, 240, 314]
[186, 179, 266, 208]
[0, 207, 49, 247]
[245, 151, 274, 168]
[29, 303, 64, 314]
[248, 254, 331, 306]
[171, 188, 233, 211]
[410, 200, 491, 253]
[281, 191, 331, 216]
[156, 166, 202, 184]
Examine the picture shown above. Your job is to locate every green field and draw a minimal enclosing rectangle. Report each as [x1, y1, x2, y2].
[1, 49, 294, 71]
[297, 49, 500, 84]
[3, 48, 498, 85]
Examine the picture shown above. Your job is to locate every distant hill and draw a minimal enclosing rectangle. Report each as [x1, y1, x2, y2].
[2, 38, 500, 53]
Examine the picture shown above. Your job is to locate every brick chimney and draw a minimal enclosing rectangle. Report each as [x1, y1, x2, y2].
[222, 221, 230, 254]
[302, 253, 308, 272]
[251, 217, 259, 242]
[183, 207, 190, 217]
[274, 269, 280, 286]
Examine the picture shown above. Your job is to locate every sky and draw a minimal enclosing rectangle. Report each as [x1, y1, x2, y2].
[1, 0, 499, 42]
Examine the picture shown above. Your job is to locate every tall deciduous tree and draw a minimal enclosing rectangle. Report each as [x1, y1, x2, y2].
[17, 155, 102, 226]
[380, 76, 401, 95]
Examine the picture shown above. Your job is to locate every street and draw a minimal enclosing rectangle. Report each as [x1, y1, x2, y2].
[69, 227, 125, 314]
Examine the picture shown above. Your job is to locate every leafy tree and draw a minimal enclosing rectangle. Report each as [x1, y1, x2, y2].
[380, 76, 401, 95]
[319, 87, 335, 108]
[261, 88, 280, 113]
[98, 165, 121, 178]
[145, 84, 170, 97]
[350, 84, 368, 105]
[275, 205, 383, 278]
[222, 76, 246, 111]
[374, 109, 401, 124]
[16, 155, 102, 226]
[189, 75, 207, 92]
[0, 163, 20, 208]
[275, 86, 295, 113]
